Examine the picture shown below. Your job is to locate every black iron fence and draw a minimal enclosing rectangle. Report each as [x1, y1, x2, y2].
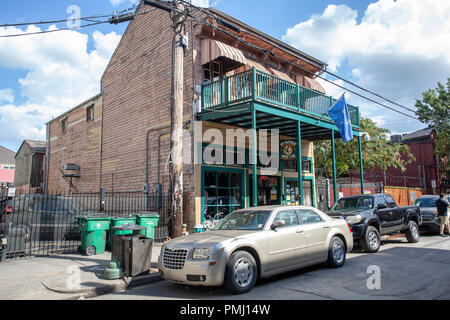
[0, 191, 170, 261]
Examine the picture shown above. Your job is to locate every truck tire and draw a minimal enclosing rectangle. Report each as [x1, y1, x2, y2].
[326, 236, 346, 268]
[404, 221, 420, 243]
[360, 226, 380, 253]
[223, 250, 257, 294]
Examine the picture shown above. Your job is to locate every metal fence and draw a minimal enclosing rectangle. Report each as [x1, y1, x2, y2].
[0, 191, 170, 261]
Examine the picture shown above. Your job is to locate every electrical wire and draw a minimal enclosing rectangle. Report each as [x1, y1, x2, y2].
[182, 1, 418, 118]
[0, 7, 155, 38]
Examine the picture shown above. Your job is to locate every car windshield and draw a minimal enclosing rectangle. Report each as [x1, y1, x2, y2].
[414, 197, 450, 208]
[331, 197, 374, 210]
[214, 210, 272, 230]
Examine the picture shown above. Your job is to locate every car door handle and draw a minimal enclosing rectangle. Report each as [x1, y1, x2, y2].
[296, 229, 304, 233]
[323, 225, 330, 229]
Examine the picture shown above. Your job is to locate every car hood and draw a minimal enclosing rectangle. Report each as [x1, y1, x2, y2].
[165, 230, 259, 248]
[326, 208, 370, 217]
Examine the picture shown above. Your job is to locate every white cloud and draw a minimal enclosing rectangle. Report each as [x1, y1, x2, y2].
[0, 25, 121, 149]
[282, 0, 450, 133]
[0, 89, 14, 103]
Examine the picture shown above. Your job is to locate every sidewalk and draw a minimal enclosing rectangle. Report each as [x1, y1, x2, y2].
[0, 243, 163, 300]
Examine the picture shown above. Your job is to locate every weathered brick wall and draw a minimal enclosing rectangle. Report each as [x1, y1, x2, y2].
[46, 95, 103, 193]
[100, 4, 195, 202]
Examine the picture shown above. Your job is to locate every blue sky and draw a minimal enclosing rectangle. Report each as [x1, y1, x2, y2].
[0, 0, 449, 152]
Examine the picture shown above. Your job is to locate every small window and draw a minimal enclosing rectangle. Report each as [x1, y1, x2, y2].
[376, 196, 387, 207]
[203, 61, 223, 83]
[61, 119, 67, 132]
[384, 194, 396, 208]
[302, 160, 311, 172]
[86, 105, 94, 121]
[298, 209, 322, 224]
[282, 159, 297, 171]
[273, 210, 299, 227]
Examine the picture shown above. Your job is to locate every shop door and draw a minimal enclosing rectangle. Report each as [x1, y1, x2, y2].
[285, 179, 313, 206]
[249, 175, 280, 207]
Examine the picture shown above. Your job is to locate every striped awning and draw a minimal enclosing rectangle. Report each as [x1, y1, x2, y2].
[201, 39, 247, 65]
[246, 58, 270, 74]
[269, 67, 295, 83]
[303, 76, 326, 94]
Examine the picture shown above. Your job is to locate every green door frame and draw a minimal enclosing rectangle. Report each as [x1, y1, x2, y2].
[200, 166, 246, 223]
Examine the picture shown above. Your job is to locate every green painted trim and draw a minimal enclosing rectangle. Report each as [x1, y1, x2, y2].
[252, 106, 258, 207]
[358, 135, 364, 194]
[297, 121, 303, 205]
[200, 166, 246, 223]
[253, 102, 361, 135]
[331, 130, 338, 203]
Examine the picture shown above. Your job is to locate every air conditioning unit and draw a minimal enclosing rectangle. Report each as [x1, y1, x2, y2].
[63, 163, 80, 171]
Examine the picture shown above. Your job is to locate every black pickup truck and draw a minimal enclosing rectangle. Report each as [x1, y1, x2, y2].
[327, 193, 422, 253]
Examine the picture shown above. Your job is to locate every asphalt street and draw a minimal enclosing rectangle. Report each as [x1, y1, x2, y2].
[93, 234, 450, 300]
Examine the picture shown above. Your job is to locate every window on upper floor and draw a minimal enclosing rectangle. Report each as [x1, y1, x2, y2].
[86, 105, 94, 121]
[203, 61, 223, 83]
[61, 118, 67, 132]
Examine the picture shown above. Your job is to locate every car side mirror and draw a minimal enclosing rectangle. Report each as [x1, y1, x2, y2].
[376, 203, 387, 210]
[271, 220, 285, 230]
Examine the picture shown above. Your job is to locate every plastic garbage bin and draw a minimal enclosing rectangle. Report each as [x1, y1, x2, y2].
[135, 212, 159, 239]
[77, 216, 111, 256]
[109, 216, 138, 245]
[110, 223, 153, 277]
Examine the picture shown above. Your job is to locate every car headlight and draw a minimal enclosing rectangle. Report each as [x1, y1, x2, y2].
[193, 247, 211, 260]
[346, 215, 362, 225]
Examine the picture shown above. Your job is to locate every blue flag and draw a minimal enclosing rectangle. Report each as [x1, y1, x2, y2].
[327, 94, 354, 143]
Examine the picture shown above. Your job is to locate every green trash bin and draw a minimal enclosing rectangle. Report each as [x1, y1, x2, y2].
[109, 216, 138, 244]
[77, 216, 111, 256]
[135, 213, 160, 239]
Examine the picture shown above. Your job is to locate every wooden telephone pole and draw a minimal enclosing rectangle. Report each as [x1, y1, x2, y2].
[143, 0, 188, 238]
[171, 0, 186, 238]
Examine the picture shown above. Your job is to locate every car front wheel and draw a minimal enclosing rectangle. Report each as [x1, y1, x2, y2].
[360, 226, 380, 253]
[223, 251, 257, 294]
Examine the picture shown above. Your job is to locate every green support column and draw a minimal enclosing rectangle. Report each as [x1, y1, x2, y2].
[358, 135, 365, 194]
[252, 107, 258, 207]
[331, 129, 338, 204]
[297, 121, 303, 205]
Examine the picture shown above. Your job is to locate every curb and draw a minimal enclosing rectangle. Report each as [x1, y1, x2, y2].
[43, 272, 164, 300]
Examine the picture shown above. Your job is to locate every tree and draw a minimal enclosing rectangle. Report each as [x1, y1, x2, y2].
[314, 117, 414, 178]
[415, 78, 450, 176]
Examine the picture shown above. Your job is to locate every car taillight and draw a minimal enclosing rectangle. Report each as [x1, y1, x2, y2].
[347, 223, 352, 232]
[6, 206, 13, 214]
[1, 214, 5, 223]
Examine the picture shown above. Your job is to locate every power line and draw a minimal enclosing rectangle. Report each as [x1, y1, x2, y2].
[183, 1, 418, 118]
[0, 21, 108, 38]
[0, 8, 155, 38]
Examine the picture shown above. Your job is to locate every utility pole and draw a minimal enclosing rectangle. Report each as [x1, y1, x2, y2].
[171, 0, 186, 238]
[144, 0, 187, 238]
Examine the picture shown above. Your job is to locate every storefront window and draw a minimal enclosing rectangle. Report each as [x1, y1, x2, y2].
[203, 169, 243, 221]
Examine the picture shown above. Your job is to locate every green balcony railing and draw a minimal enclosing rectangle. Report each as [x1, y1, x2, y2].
[201, 67, 360, 128]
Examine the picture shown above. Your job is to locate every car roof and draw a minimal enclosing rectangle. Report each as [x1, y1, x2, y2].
[236, 205, 317, 211]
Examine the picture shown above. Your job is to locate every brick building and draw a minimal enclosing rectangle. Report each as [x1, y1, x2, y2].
[350, 127, 449, 194]
[45, 94, 102, 193]
[14, 140, 46, 193]
[44, 3, 363, 231]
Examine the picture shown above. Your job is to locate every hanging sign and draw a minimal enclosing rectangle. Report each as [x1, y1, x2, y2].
[280, 141, 297, 161]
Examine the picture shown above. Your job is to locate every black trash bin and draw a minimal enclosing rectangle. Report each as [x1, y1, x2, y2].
[110, 223, 153, 277]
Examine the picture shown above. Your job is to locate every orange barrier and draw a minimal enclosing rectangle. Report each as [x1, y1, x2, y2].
[384, 186, 425, 206]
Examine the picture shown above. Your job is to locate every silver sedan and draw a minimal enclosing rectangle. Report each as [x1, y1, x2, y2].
[158, 205, 353, 294]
